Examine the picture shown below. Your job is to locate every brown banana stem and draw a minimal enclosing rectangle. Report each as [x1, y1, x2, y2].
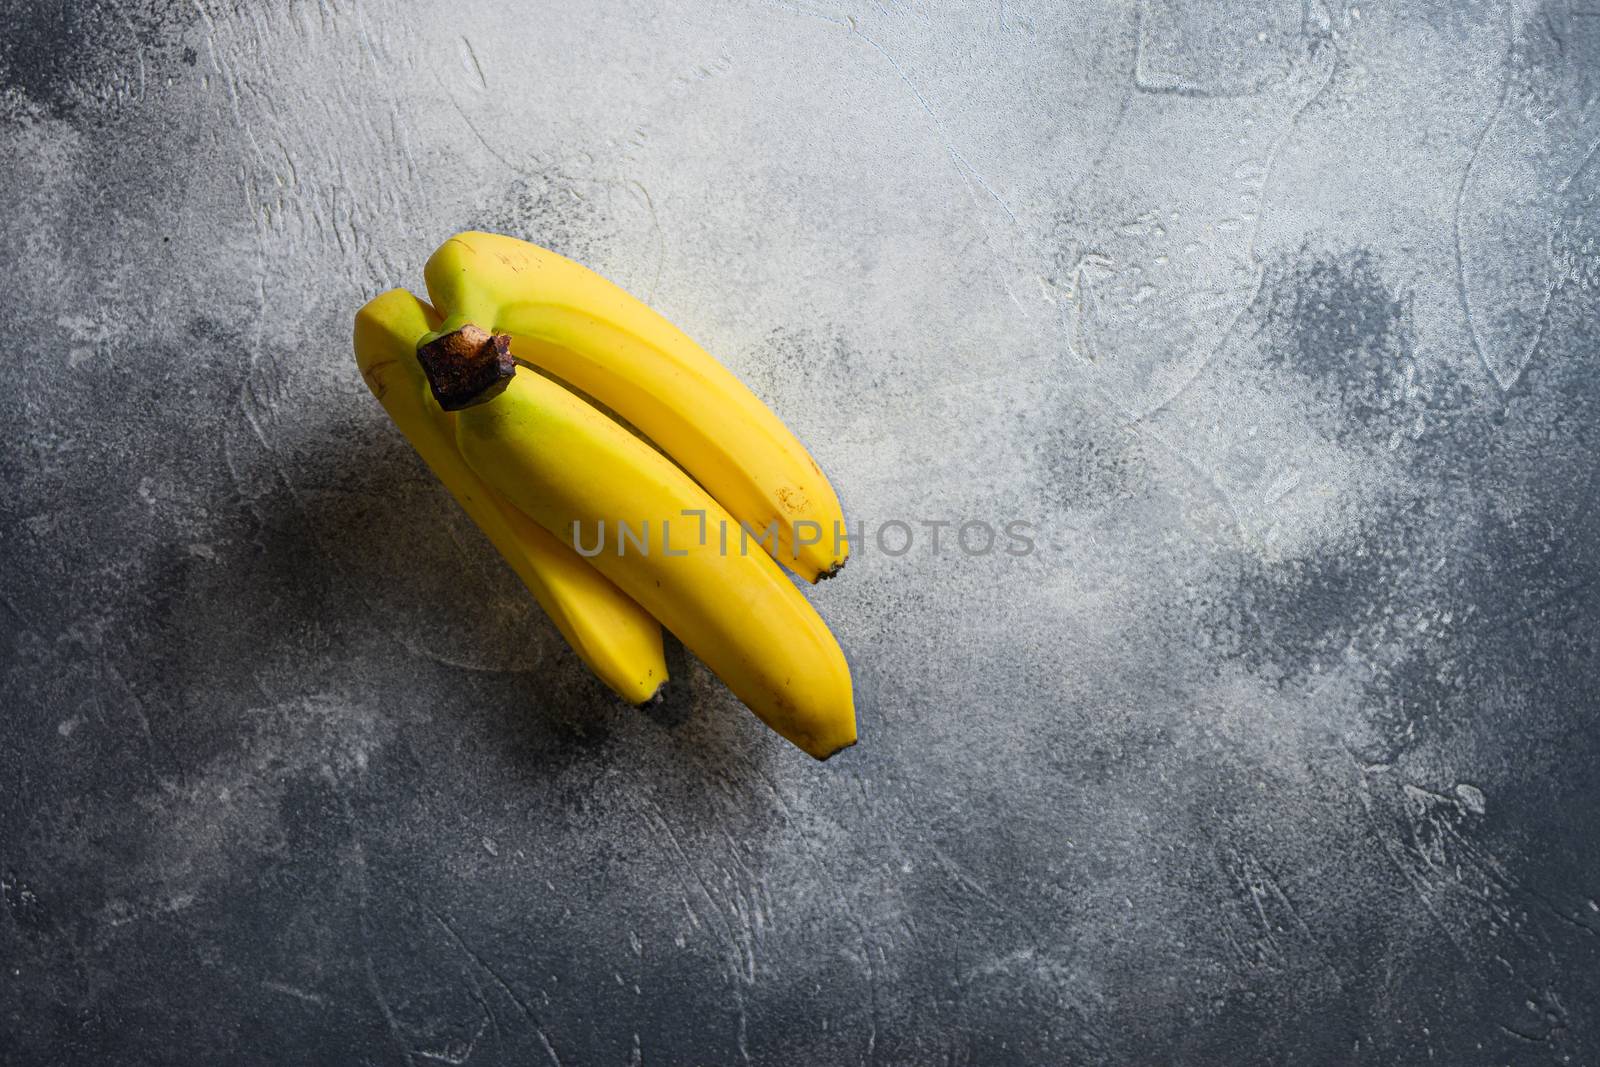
[416, 325, 516, 411]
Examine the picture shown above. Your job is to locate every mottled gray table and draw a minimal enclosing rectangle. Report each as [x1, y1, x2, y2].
[4, 1, 1599, 1064]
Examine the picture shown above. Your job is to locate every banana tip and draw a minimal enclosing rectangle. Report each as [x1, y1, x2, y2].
[813, 735, 858, 762]
[814, 559, 847, 582]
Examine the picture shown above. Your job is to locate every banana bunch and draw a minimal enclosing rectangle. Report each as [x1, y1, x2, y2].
[352, 233, 855, 759]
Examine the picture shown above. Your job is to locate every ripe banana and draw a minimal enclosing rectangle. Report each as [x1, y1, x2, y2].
[420, 231, 850, 583]
[353, 288, 667, 705]
[429, 353, 857, 760]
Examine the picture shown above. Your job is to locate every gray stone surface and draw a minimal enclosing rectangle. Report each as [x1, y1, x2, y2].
[3, 1, 1600, 1063]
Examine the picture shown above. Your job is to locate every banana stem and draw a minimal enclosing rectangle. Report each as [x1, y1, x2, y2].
[416, 324, 516, 411]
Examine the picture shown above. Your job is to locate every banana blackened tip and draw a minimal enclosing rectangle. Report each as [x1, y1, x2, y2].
[814, 558, 846, 582]
[416, 324, 515, 411]
[813, 735, 858, 762]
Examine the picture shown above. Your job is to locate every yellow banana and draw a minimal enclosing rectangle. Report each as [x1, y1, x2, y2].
[428, 352, 856, 760]
[421, 231, 849, 583]
[353, 288, 667, 705]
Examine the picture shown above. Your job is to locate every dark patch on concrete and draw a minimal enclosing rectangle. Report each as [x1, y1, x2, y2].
[1192, 245, 1600, 766]
[1508, 1, 1600, 127]
[0, 0, 193, 119]
[1036, 404, 1140, 514]
[1256, 248, 1432, 443]
[747, 327, 891, 400]
[743, 325, 914, 453]
[468, 173, 614, 266]
[1181, 467, 1430, 692]
[1356, 487, 1600, 760]
[1253, 248, 1532, 495]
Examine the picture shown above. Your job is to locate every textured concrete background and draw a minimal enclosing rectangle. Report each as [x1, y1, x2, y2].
[3, 0, 1600, 1063]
